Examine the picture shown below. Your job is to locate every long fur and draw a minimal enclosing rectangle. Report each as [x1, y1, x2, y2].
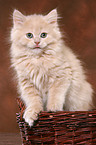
[10, 9, 93, 126]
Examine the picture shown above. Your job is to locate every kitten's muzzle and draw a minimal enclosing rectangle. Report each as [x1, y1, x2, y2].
[34, 41, 40, 49]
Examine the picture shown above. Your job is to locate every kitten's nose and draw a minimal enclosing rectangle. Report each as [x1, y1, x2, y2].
[35, 41, 40, 45]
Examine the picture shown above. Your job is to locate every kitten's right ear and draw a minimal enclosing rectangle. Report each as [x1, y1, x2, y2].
[13, 9, 25, 26]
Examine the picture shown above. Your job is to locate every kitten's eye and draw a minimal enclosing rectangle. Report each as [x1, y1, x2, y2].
[40, 32, 47, 38]
[26, 33, 33, 39]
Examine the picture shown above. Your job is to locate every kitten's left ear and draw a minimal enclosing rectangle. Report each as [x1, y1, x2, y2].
[13, 9, 25, 26]
[45, 9, 58, 25]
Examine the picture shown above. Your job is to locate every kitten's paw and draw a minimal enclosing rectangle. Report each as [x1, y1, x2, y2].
[23, 107, 42, 127]
[47, 103, 63, 112]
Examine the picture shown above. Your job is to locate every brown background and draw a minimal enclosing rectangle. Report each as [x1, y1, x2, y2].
[0, 0, 96, 133]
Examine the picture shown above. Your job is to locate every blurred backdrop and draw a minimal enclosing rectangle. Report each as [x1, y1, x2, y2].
[0, 0, 96, 133]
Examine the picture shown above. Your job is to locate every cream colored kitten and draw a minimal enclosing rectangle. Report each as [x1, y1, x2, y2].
[10, 9, 93, 126]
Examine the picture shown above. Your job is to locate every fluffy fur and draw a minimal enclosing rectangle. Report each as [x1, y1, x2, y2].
[10, 9, 93, 126]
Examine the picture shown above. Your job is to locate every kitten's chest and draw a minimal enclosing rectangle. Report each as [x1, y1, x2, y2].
[18, 56, 55, 91]
[30, 66, 48, 91]
[24, 57, 52, 83]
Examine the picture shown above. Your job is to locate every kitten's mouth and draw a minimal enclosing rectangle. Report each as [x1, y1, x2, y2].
[34, 45, 41, 49]
[35, 46, 40, 49]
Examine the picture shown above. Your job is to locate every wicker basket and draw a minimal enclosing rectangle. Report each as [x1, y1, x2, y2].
[16, 98, 96, 145]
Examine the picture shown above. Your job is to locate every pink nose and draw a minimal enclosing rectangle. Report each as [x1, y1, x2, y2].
[35, 42, 40, 45]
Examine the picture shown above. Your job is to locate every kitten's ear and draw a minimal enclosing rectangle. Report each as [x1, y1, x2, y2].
[13, 9, 25, 26]
[45, 9, 58, 25]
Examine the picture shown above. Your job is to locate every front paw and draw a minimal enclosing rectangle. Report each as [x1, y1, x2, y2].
[23, 107, 42, 127]
[47, 102, 63, 112]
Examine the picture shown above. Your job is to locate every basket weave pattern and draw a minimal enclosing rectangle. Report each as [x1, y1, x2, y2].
[16, 98, 96, 145]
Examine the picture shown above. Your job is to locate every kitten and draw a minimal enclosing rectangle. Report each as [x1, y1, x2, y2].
[10, 9, 94, 126]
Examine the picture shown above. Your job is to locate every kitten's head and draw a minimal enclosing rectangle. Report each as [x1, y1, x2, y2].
[11, 9, 62, 56]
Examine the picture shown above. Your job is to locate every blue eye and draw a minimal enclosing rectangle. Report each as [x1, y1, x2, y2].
[40, 32, 47, 38]
[26, 33, 33, 39]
